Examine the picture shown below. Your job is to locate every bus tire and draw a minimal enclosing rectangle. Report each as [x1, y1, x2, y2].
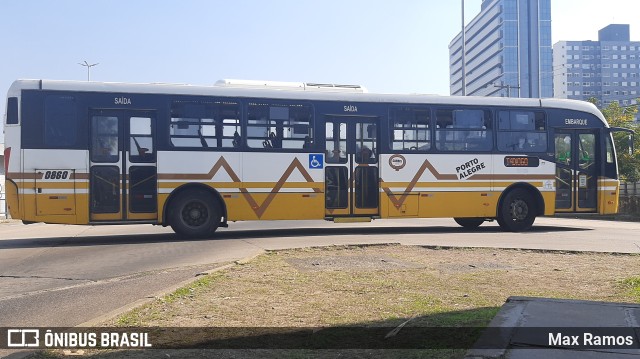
[454, 218, 484, 229]
[169, 189, 221, 237]
[497, 188, 536, 232]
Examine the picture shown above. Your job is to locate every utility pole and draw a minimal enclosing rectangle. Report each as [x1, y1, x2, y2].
[78, 61, 99, 81]
[494, 83, 521, 98]
[461, 0, 466, 96]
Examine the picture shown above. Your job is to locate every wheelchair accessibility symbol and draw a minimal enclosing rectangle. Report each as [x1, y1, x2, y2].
[308, 154, 324, 169]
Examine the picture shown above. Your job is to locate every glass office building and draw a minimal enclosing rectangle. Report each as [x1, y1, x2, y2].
[449, 0, 553, 98]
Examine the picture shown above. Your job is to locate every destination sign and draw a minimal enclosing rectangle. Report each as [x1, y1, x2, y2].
[504, 156, 540, 168]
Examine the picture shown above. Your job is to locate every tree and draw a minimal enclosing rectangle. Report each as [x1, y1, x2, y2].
[587, 98, 640, 182]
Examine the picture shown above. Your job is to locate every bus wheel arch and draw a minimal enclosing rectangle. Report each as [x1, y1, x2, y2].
[163, 184, 227, 236]
[453, 217, 485, 229]
[496, 183, 544, 232]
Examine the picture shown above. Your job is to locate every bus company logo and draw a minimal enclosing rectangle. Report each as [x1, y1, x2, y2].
[7, 329, 40, 347]
[389, 155, 406, 171]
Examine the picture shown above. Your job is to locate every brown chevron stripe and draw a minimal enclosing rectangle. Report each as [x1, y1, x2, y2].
[157, 156, 321, 218]
[157, 157, 241, 181]
[381, 159, 554, 209]
[383, 159, 456, 208]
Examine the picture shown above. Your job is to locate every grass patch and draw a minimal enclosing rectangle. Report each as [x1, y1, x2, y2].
[620, 276, 640, 300]
[32, 246, 640, 358]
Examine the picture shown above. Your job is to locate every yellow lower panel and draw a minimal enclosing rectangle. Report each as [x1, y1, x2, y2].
[91, 213, 123, 221]
[21, 194, 78, 225]
[158, 194, 169, 224]
[225, 193, 325, 221]
[127, 212, 157, 221]
[542, 192, 556, 216]
[381, 192, 499, 219]
[5, 180, 21, 219]
[418, 192, 499, 218]
[20, 193, 89, 225]
[387, 194, 419, 217]
[599, 189, 619, 214]
[36, 193, 76, 216]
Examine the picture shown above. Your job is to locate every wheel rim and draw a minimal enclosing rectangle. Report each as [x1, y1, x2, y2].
[181, 200, 208, 227]
[509, 198, 529, 221]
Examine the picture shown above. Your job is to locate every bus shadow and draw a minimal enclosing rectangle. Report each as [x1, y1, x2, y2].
[60, 306, 500, 354]
[0, 224, 592, 249]
[215, 224, 590, 240]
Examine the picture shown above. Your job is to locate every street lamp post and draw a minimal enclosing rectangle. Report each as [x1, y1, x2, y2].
[78, 61, 99, 81]
[461, 0, 466, 96]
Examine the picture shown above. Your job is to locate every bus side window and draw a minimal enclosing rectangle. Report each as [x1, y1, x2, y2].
[435, 109, 492, 151]
[44, 95, 77, 147]
[247, 103, 314, 150]
[497, 111, 547, 153]
[6, 97, 18, 125]
[389, 107, 430, 151]
[170, 100, 240, 149]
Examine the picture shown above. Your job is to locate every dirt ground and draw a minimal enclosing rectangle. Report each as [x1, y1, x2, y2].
[114, 245, 640, 327]
[32, 244, 640, 358]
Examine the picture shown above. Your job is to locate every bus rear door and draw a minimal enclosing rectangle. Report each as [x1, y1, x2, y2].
[89, 109, 157, 222]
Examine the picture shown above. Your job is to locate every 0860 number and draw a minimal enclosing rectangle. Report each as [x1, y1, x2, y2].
[44, 170, 70, 180]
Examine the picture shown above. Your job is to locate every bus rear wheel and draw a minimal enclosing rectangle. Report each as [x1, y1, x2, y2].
[454, 218, 485, 229]
[169, 189, 221, 238]
[497, 188, 536, 232]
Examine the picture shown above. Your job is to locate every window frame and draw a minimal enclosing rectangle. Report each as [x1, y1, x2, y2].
[434, 107, 494, 152]
[169, 99, 242, 150]
[245, 101, 315, 151]
[388, 106, 431, 152]
[496, 110, 548, 153]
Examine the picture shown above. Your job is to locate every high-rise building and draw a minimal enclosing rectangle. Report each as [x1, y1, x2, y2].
[553, 24, 639, 118]
[449, 0, 553, 98]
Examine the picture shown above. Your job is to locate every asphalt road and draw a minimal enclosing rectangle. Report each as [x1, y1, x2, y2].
[0, 217, 639, 330]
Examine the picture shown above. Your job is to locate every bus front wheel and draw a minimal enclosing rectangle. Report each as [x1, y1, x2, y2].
[454, 218, 484, 229]
[497, 188, 536, 232]
[169, 190, 221, 237]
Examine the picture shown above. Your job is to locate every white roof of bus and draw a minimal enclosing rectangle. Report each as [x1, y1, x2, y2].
[8, 79, 608, 126]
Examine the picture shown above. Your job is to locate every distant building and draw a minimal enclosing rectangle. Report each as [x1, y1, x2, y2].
[553, 24, 639, 119]
[449, 0, 553, 98]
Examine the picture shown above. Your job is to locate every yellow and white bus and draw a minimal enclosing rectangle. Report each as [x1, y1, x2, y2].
[3, 79, 624, 236]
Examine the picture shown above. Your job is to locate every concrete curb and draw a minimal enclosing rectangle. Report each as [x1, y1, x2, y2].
[233, 250, 266, 265]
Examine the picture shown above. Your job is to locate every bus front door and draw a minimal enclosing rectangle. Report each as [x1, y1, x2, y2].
[554, 130, 598, 212]
[324, 117, 379, 218]
[89, 110, 158, 222]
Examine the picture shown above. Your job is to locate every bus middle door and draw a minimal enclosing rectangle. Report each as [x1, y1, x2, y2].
[89, 110, 157, 222]
[324, 116, 379, 218]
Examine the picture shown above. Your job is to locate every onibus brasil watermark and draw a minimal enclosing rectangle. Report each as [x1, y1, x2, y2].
[6, 329, 151, 349]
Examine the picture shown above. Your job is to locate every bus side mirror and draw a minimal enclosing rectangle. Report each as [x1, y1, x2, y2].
[610, 127, 635, 154]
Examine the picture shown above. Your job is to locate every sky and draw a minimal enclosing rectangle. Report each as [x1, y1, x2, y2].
[2, 0, 640, 143]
